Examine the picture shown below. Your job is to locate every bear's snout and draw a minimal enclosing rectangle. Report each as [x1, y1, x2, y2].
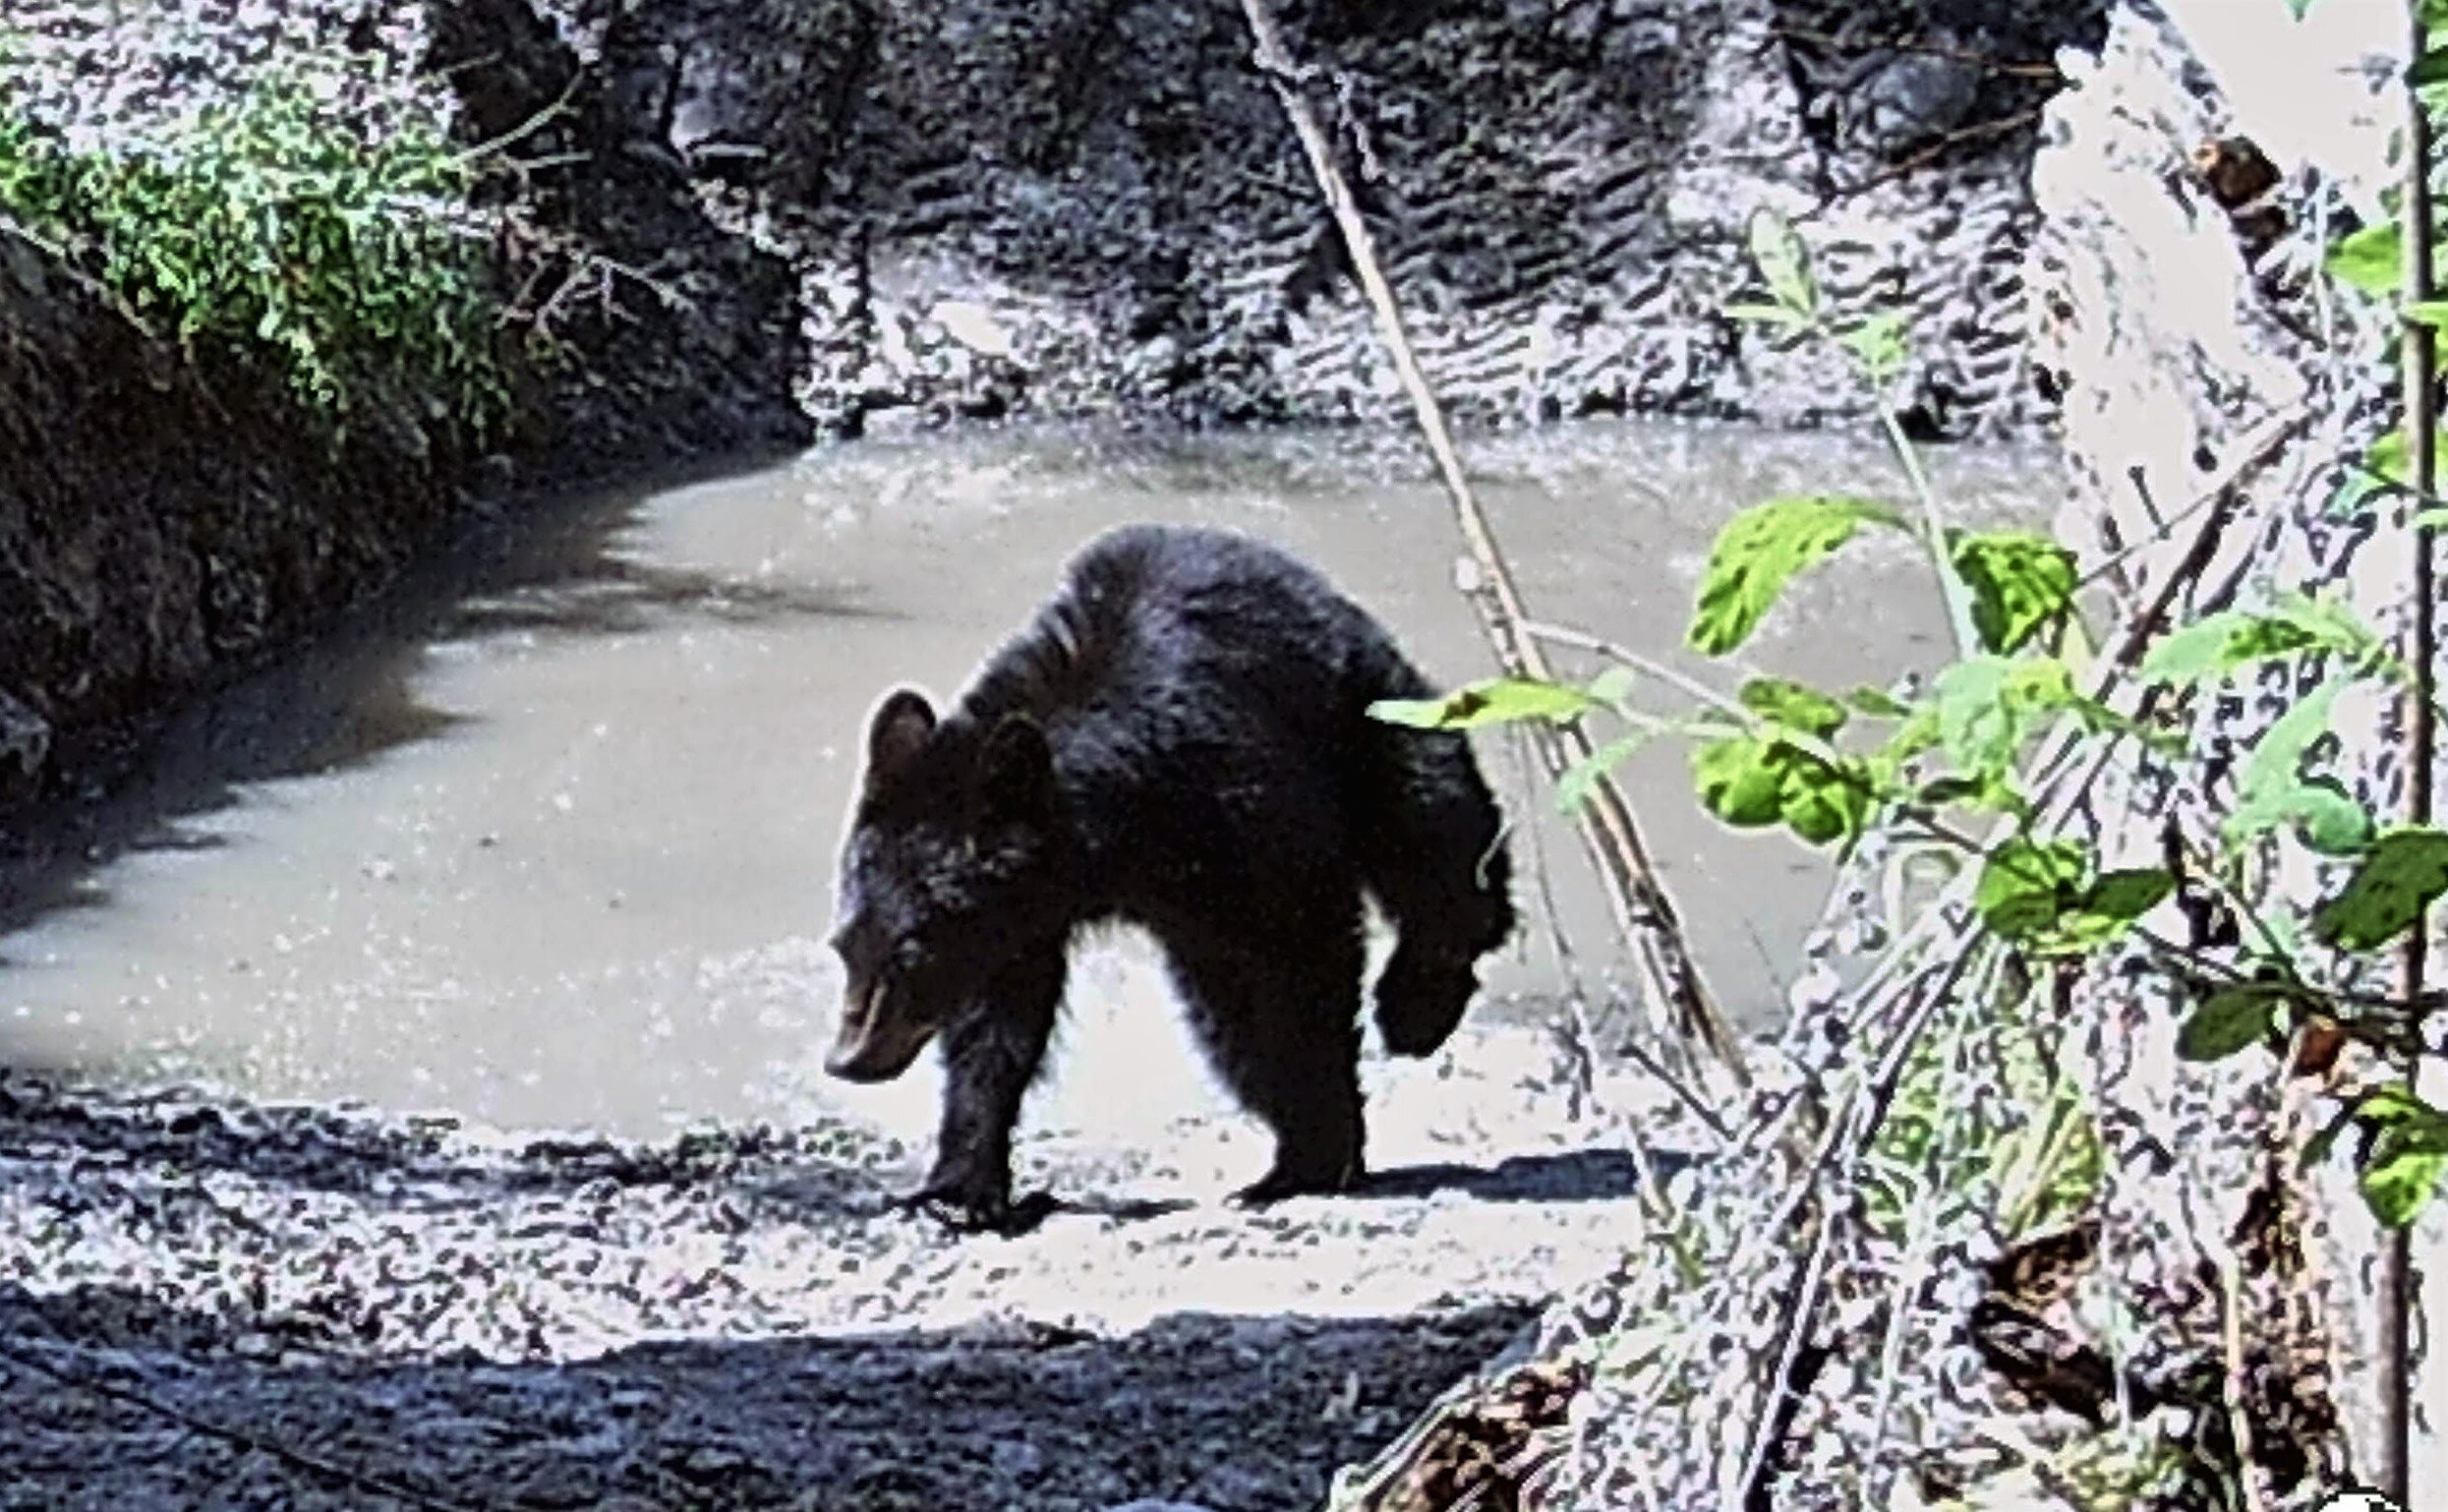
[824, 979, 935, 1082]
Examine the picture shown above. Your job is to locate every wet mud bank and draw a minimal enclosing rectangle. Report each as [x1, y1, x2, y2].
[0, 1015, 1672, 1511]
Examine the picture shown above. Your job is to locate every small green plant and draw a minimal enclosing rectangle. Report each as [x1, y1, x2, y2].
[1373, 204, 2448, 1234]
[0, 72, 508, 436]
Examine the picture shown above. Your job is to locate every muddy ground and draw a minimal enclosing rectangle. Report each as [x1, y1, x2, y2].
[0, 1008, 1690, 1512]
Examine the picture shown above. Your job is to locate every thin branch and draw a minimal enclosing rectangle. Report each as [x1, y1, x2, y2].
[2218, 1255, 2274, 1512]
[2073, 409, 2309, 593]
[1234, 0, 1748, 1082]
[1823, 109, 2043, 201]
[2381, 11, 2437, 1495]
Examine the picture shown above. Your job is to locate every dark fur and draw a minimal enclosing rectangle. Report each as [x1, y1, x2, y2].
[825, 524, 1513, 1229]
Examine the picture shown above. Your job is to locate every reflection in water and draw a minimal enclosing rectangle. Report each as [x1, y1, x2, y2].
[0, 420, 2062, 1138]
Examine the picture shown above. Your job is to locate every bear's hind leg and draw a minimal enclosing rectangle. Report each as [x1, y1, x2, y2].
[910, 948, 1065, 1231]
[1160, 910, 1368, 1206]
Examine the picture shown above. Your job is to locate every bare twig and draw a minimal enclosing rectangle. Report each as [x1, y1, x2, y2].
[2218, 1255, 2274, 1512]
[1732, 1192, 1839, 1507]
[2073, 409, 2311, 593]
[2381, 10, 2436, 1496]
[1234, 0, 1747, 1082]
[1825, 109, 2043, 200]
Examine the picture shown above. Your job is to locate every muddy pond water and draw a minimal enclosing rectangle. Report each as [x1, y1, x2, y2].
[0, 420, 2064, 1141]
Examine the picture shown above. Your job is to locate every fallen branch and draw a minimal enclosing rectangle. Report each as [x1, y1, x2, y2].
[1234, 0, 1747, 1083]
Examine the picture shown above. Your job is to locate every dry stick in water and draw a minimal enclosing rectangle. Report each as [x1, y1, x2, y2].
[1232, 0, 1747, 1083]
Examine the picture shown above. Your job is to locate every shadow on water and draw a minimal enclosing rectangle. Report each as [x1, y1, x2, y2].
[0, 449, 872, 947]
[0, 1280, 1535, 1512]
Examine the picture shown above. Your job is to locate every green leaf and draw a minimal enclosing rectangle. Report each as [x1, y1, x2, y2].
[2412, 48, 2448, 89]
[1688, 495, 1909, 656]
[1915, 775, 1990, 806]
[1739, 677, 1848, 738]
[2344, 432, 2448, 516]
[1746, 209, 1818, 320]
[1975, 838, 2089, 941]
[2356, 1084, 2446, 1128]
[1585, 666, 1638, 707]
[2224, 681, 2374, 852]
[2177, 984, 2284, 1062]
[2023, 867, 2175, 958]
[2085, 868, 2175, 921]
[2326, 221, 2402, 296]
[1931, 656, 2078, 777]
[2362, 1141, 2448, 1228]
[2289, 780, 2379, 856]
[1950, 531, 2078, 654]
[2403, 297, 2448, 327]
[2311, 826, 2448, 952]
[1369, 677, 1596, 730]
[2143, 599, 2385, 685]
[1914, 771, 2029, 818]
[1693, 735, 1787, 828]
[1837, 312, 1908, 385]
[1846, 685, 1913, 719]
[1778, 755, 1873, 847]
[1556, 732, 1647, 815]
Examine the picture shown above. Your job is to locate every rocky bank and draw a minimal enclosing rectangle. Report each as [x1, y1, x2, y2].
[0, 0, 2105, 840]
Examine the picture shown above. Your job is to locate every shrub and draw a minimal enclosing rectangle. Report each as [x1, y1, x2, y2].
[0, 72, 509, 437]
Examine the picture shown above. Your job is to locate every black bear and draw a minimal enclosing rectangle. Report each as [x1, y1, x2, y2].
[823, 523, 1513, 1229]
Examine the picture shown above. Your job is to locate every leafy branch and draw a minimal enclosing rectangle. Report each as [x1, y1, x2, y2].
[1371, 208, 2448, 1235]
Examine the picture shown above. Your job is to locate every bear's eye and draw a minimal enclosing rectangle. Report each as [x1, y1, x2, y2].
[889, 936, 927, 973]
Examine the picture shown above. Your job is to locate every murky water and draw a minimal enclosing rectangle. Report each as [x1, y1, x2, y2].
[0, 420, 2063, 1139]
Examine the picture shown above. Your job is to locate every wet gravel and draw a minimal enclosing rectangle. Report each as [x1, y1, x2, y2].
[0, 1015, 1673, 1511]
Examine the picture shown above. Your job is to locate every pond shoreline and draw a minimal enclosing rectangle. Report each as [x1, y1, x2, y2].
[0, 1010, 1678, 1511]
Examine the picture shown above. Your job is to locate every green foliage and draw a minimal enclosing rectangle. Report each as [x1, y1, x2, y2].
[2345, 1087, 2448, 1228]
[2143, 598, 2392, 685]
[2326, 222, 2402, 296]
[1745, 207, 1818, 323]
[2225, 682, 2375, 854]
[1974, 839, 2090, 939]
[1950, 530, 2076, 654]
[1557, 732, 1648, 814]
[1738, 676, 1846, 736]
[1687, 495, 1907, 655]
[1838, 313, 1909, 386]
[1691, 733, 1872, 846]
[1370, 204, 2448, 1237]
[2312, 828, 2448, 950]
[0, 74, 508, 435]
[1369, 676, 1596, 729]
[2177, 982, 2292, 1062]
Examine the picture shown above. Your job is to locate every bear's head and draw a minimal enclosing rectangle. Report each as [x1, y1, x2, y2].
[824, 688, 1074, 1081]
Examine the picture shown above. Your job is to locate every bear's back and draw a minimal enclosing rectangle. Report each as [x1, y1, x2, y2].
[966, 525, 1389, 744]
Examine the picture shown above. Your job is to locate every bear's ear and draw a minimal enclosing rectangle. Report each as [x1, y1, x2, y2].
[865, 689, 936, 786]
[978, 715, 1055, 825]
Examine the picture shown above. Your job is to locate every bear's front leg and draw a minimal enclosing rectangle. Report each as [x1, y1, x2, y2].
[904, 951, 1064, 1233]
